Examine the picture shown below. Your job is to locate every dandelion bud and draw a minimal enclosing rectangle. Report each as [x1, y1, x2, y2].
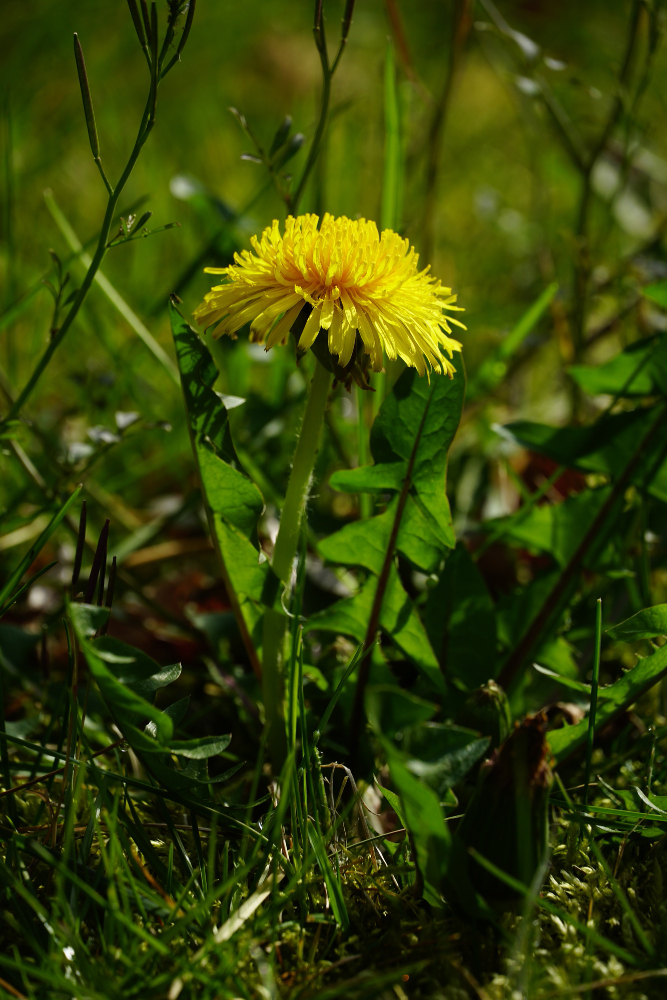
[272, 132, 305, 169]
[453, 712, 552, 906]
[134, 211, 153, 231]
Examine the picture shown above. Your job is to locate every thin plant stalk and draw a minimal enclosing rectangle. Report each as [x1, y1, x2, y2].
[371, 38, 403, 413]
[262, 358, 332, 770]
[44, 190, 179, 383]
[353, 37, 402, 518]
[287, 1, 355, 214]
[583, 598, 602, 811]
[1, 9, 193, 427]
[356, 386, 372, 519]
[421, 0, 473, 266]
[5, 109, 152, 422]
[270, 360, 332, 585]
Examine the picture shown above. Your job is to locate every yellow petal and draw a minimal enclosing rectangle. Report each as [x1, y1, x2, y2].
[298, 306, 323, 352]
[265, 302, 306, 351]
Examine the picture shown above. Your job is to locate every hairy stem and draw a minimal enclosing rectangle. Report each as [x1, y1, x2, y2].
[271, 359, 332, 584]
[262, 359, 332, 770]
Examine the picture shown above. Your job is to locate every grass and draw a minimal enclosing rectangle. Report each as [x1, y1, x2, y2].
[2, 0, 667, 997]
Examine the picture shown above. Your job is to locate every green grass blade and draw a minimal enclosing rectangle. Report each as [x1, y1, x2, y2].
[307, 820, 349, 930]
[0, 484, 82, 610]
[468, 849, 640, 966]
[582, 597, 602, 809]
[314, 641, 364, 738]
[43, 190, 179, 383]
[467, 282, 558, 400]
[0, 560, 58, 618]
[588, 838, 655, 957]
[549, 637, 667, 762]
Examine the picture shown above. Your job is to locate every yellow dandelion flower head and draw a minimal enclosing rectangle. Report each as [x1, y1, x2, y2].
[194, 213, 465, 377]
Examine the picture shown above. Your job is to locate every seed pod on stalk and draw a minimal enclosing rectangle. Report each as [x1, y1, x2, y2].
[73, 35, 100, 163]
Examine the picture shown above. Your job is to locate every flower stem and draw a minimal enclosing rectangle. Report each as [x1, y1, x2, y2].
[263, 358, 332, 770]
[356, 385, 372, 520]
[272, 359, 332, 584]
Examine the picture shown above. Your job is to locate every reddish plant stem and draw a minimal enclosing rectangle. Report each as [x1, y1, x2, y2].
[349, 391, 435, 757]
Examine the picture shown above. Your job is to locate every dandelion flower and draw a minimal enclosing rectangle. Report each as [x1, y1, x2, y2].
[194, 213, 465, 379]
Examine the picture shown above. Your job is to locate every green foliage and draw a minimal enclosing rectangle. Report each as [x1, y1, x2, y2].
[607, 604, 667, 641]
[69, 600, 174, 745]
[310, 363, 464, 689]
[487, 485, 613, 566]
[644, 282, 667, 310]
[170, 303, 281, 661]
[549, 639, 667, 761]
[0, 485, 82, 616]
[331, 365, 464, 558]
[569, 334, 667, 397]
[467, 282, 559, 401]
[504, 405, 667, 502]
[424, 543, 497, 693]
[309, 563, 443, 690]
[380, 740, 452, 907]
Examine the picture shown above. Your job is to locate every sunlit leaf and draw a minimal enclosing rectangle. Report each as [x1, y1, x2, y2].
[607, 604, 667, 642]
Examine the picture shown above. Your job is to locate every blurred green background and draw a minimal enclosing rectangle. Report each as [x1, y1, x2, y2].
[2, 0, 666, 603]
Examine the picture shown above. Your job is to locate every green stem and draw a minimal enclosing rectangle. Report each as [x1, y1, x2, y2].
[288, 9, 332, 215]
[271, 359, 332, 583]
[356, 385, 372, 520]
[263, 359, 332, 771]
[4, 93, 155, 425]
[582, 598, 602, 812]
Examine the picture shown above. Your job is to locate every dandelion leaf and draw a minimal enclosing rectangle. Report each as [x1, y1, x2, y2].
[607, 603, 667, 642]
[308, 563, 444, 693]
[170, 304, 281, 644]
[549, 641, 667, 761]
[503, 405, 667, 502]
[569, 333, 667, 397]
[331, 366, 464, 552]
[424, 543, 497, 693]
[484, 486, 613, 568]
